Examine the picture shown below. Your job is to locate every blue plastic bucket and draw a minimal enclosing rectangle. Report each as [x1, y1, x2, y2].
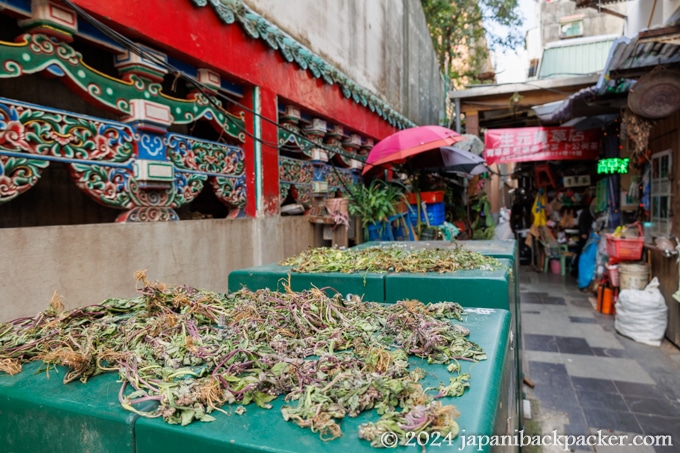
[408, 202, 445, 226]
[367, 223, 392, 241]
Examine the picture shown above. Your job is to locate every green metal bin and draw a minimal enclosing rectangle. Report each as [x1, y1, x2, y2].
[134, 308, 514, 453]
[228, 264, 385, 302]
[229, 242, 523, 434]
[0, 362, 148, 453]
[354, 240, 517, 263]
[383, 259, 512, 307]
[355, 241, 523, 432]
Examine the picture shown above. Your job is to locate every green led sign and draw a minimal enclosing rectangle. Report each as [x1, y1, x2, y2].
[598, 158, 629, 174]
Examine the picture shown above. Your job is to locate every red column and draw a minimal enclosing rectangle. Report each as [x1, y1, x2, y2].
[235, 86, 279, 218]
[257, 86, 281, 217]
[235, 88, 257, 218]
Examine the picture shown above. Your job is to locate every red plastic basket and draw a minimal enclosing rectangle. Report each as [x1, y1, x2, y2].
[605, 224, 644, 261]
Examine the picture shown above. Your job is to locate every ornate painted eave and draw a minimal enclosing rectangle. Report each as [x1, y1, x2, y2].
[0, 96, 247, 220]
[0, 33, 246, 141]
[189, 0, 416, 130]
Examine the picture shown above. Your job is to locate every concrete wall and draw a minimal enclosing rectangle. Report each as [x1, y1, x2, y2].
[0, 217, 318, 322]
[646, 104, 680, 346]
[627, 0, 680, 36]
[538, 0, 680, 44]
[244, 0, 445, 125]
[649, 247, 680, 348]
[539, 0, 626, 45]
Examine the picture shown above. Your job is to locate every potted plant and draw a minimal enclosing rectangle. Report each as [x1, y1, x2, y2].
[470, 191, 495, 239]
[347, 179, 407, 241]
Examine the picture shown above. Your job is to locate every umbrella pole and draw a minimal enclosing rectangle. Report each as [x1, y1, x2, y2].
[412, 169, 423, 239]
[415, 192, 422, 239]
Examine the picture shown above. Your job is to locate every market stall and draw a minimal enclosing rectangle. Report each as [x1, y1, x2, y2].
[485, 125, 606, 278]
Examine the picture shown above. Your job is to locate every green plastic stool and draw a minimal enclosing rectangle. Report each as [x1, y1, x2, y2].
[543, 244, 570, 276]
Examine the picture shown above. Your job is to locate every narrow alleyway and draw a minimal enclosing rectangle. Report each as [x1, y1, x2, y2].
[519, 267, 680, 453]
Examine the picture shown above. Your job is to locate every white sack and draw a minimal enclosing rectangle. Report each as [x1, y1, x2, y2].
[615, 277, 668, 346]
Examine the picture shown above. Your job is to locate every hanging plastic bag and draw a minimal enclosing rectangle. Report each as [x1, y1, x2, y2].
[531, 190, 548, 227]
[493, 221, 513, 241]
[578, 231, 599, 289]
[493, 207, 514, 240]
[615, 277, 668, 346]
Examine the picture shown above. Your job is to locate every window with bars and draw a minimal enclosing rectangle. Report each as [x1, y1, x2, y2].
[650, 150, 672, 238]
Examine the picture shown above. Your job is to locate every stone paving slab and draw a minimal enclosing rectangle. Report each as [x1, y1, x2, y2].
[519, 269, 680, 453]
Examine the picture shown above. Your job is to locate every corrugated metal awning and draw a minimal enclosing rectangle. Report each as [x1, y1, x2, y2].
[531, 82, 627, 124]
[538, 35, 618, 79]
[606, 25, 680, 78]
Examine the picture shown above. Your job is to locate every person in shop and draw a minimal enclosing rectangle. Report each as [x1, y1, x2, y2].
[571, 199, 595, 278]
[509, 189, 534, 265]
[510, 188, 533, 233]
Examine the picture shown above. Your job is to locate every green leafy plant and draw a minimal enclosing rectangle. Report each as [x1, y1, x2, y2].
[470, 191, 495, 240]
[347, 180, 407, 231]
[421, 0, 523, 87]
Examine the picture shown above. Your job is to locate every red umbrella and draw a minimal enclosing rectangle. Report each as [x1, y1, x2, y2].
[362, 125, 465, 175]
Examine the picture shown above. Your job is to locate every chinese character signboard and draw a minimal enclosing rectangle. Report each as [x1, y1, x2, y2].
[597, 158, 629, 174]
[484, 127, 601, 164]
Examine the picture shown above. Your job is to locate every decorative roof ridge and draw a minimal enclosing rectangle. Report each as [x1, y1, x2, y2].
[189, 0, 415, 130]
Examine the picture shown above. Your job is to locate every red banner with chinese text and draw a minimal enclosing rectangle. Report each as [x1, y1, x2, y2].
[484, 127, 601, 164]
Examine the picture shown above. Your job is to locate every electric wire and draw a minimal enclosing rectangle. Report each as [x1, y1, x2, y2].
[59, 0, 487, 203]
[60, 0, 369, 163]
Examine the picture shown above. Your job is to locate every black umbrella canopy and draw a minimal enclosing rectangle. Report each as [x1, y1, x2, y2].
[440, 145, 487, 174]
[406, 144, 488, 175]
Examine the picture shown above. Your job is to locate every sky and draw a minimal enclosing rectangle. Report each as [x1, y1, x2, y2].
[492, 0, 538, 84]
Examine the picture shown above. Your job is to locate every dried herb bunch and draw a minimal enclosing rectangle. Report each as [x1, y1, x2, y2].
[0, 273, 486, 447]
[281, 244, 505, 273]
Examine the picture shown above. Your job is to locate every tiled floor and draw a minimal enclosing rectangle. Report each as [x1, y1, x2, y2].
[519, 267, 680, 453]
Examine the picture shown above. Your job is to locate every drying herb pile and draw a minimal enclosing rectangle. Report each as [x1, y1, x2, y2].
[0, 273, 486, 447]
[281, 244, 505, 273]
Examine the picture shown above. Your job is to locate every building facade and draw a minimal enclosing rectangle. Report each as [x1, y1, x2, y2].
[0, 0, 444, 320]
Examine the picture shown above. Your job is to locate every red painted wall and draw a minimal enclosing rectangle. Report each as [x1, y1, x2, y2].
[71, 0, 398, 216]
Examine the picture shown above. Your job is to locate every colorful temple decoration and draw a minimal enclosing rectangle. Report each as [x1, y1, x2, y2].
[0, 97, 247, 221]
[0, 0, 250, 222]
[277, 103, 362, 209]
[0, 34, 245, 139]
[278, 106, 313, 156]
[0, 0, 408, 222]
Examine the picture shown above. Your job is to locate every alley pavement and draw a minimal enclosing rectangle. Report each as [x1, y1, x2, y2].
[519, 267, 680, 453]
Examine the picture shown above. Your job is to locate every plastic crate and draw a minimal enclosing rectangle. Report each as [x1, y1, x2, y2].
[605, 235, 644, 261]
[408, 201, 445, 226]
[367, 222, 393, 241]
